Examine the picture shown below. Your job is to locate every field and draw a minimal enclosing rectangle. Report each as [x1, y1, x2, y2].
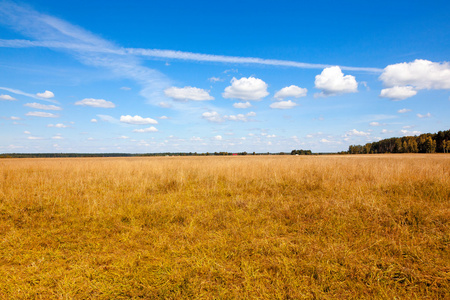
[0, 154, 449, 299]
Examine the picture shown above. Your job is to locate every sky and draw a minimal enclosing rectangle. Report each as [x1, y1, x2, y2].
[0, 0, 449, 153]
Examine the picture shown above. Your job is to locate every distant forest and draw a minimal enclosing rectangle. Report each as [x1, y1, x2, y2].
[348, 129, 450, 154]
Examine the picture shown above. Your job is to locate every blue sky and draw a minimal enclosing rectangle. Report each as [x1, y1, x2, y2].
[0, 0, 449, 153]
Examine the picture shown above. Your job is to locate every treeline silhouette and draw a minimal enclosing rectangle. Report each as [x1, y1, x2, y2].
[348, 129, 450, 154]
[0, 151, 304, 158]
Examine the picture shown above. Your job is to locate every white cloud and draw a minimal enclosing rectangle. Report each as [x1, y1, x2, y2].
[224, 111, 256, 122]
[120, 115, 158, 125]
[36, 90, 54, 99]
[379, 86, 417, 100]
[417, 113, 431, 118]
[159, 116, 169, 119]
[28, 136, 43, 140]
[120, 86, 131, 90]
[124, 48, 382, 72]
[345, 129, 370, 137]
[47, 123, 67, 128]
[202, 111, 255, 123]
[91, 118, 98, 123]
[24, 131, 30, 134]
[381, 129, 392, 134]
[208, 77, 223, 82]
[369, 122, 381, 126]
[191, 136, 202, 141]
[398, 108, 412, 113]
[158, 102, 172, 108]
[222, 77, 269, 101]
[0, 87, 58, 103]
[274, 85, 307, 100]
[233, 101, 252, 109]
[24, 102, 62, 110]
[320, 138, 331, 143]
[164, 86, 214, 101]
[400, 130, 421, 136]
[267, 134, 276, 138]
[314, 66, 358, 97]
[0, 94, 16, 101]
[75, 98, 115, 108]
[270, 100, 297, 109]
[133, 127, 158, 133]
[26, 111, 58, 118]
[10, 116, 21, 120]
[380, 59, 450, 90]
[202, 111, 224, 123]
[51, 135, 63, 139]
[213, 135, 223, 140]
[117, 136, 129, 139]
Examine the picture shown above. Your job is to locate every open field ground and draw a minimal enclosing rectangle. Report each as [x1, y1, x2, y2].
[0, 154, 449, 299]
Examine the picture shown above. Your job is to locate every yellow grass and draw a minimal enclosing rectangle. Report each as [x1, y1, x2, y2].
[0, 154, 449, 299]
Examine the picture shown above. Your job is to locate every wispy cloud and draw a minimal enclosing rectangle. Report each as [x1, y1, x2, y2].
[126, 48, 383, 73]
[0, 38, 382, 73]
[0, 2, 382, 74]
[0, 1, 170, 106]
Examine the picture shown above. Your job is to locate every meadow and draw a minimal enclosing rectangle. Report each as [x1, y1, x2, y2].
[0, 154, 449, 299]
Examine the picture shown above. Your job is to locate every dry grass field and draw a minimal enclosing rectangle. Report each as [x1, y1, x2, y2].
[0, 154, 449, 299]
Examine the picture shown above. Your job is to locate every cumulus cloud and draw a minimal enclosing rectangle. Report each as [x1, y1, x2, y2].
[398, 108, 412, 113]
[133, 126, 158, 133]
[202, 111, 223, 123]
[417, 112, 431, 118]
[36, 90, 54, 99]
[369, 122, 381, 126]
[233, 101, 252, 109]
[91, 118, 98, 123]
[47, 123, 67, 128]
[380, 59, 450, 90]
[164, 86, 214, 101]
[270, 100, 297, 109]
[24, 102, 62, 110]
[10, 116, 21, 120]
[75, 98, 115, 108]
[120, 86, 131, 90]
[202, 111, 255, 122]
[314, 66, 358, 97]
[26, 111, 58, 118]
[345, 129, 370, 137]
[159, 116, 169, 119]
[0, 94, 16, 101]
[24, 131, 31, 134]
[222, 77, 269, 101]
[120, 115, 158, 125]
[28, 136, 44, 140]
[51, 135, 63, 139]
[379, 86, 417, 100]
[213, 135, 222, 140]
[400, 130, 421, 136]
[224, 112, 256, 122]
[274, 85, 307, 100]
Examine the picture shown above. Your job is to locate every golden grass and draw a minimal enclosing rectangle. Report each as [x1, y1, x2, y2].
[0, 154, 449, 299]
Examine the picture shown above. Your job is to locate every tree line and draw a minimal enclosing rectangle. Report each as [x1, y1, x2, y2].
[348, 129, 450, 154]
